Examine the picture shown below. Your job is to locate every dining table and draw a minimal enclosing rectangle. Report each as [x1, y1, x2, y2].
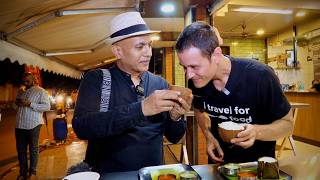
[100, 164, 292, 180]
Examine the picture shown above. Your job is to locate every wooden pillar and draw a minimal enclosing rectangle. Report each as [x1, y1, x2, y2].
[195, 4, 211, 165]
[164, 47, 173, 84]
[183, 2, 211, 165]
[195, 4, 209, 22]
[186, 115, 195, 164]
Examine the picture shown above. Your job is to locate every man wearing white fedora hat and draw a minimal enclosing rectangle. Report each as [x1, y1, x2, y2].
[73, 11, 192, 173]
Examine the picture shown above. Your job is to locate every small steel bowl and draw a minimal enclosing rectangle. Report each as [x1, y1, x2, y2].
[179, 170, 197, 180]
[218, 163, 240, 177]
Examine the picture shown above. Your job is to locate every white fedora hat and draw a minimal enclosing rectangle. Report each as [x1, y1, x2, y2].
[106, 11, 160, 44]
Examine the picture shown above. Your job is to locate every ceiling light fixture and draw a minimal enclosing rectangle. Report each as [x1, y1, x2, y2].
[256, 29, 265, 35]
[44, 50, 92, 56]
[103, 57, 117, 63]
[77, 63, 85, 66]
[57, 8, 135, 16]
[233, 7, 293, 14]
[82, 57, 117, 70]
[151, 35, 160, 41]
[296, 11, 306, 17]
[161, 3, 175, 13]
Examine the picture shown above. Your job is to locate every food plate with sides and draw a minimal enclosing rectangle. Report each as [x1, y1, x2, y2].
[138, 163, 201, 180]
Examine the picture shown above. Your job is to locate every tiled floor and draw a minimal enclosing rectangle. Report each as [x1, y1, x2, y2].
[1, 110, 319, 179]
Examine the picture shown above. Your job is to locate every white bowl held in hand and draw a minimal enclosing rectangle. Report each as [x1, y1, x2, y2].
[63, 172, 100, 180]
[218, 121, 245, 143]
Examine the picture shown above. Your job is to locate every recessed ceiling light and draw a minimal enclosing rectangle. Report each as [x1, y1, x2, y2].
[151, 35, 160, 41]
[256, 29, 265, 35]
[296, 11, 306, 17]
[161, 3, 175, 13]
[233, 7, 293, 14]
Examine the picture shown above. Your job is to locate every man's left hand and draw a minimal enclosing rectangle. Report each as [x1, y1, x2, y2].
[20, 99, 31, 107]
[230, 124, 256, 148]
[169, 95, 193, 121]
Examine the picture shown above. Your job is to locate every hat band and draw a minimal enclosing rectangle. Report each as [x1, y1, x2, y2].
[110, 24, 149, 38]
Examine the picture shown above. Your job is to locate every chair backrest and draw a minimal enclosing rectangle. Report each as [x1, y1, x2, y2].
[292, 108, 298, 125]
[163, 135, 189, 165]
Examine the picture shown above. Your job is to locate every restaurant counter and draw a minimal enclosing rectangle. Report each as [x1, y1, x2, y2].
[285, 91, 320, 145]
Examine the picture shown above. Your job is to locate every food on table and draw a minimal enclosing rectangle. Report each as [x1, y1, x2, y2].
[258, 156, 280, 179]
[238, 171, 257, 180]
[157, 173, 176, 180]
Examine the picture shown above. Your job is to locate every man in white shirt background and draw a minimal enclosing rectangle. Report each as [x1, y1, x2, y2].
[15, 72, 50, 180]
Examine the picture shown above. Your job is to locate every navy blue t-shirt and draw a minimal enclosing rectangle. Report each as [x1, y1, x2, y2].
[189, 56, 290, 163]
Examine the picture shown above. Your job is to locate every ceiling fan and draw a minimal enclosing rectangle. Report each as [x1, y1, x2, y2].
[221, 21, 256, 38]
[239, 23, 253, 38]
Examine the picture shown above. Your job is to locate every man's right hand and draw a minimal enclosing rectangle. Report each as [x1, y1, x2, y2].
[15, 99, 31, 107]
[206, 132, 224, 163]
[142, 90, 180, 116]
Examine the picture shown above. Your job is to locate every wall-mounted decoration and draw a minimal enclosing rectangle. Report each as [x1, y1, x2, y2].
[286, 50, 294, 67]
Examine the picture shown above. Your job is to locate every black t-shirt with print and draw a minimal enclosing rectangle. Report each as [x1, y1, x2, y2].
[189, 56, 290, 163]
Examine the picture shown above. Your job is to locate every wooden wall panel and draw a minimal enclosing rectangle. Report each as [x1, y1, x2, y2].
[285, 92, 320, 143]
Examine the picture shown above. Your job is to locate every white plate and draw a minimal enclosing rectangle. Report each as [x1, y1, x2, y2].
[63, 172, 100, 180]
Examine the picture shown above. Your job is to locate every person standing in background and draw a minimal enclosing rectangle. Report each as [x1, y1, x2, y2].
[15, 72, 50, 180]
[309, 79, 320, 92]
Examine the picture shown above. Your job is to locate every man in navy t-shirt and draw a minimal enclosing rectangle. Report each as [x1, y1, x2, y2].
[176, 22, 293, 163]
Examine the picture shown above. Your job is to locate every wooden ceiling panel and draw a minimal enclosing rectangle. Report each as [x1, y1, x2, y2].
[228, 0, 320, 10]
[214, 2, 320, 39]
[0, 0, 86, 32]
[145, 18, 184, 32]
[215, 12, 289, 38]
[2, 0, 320, 71]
